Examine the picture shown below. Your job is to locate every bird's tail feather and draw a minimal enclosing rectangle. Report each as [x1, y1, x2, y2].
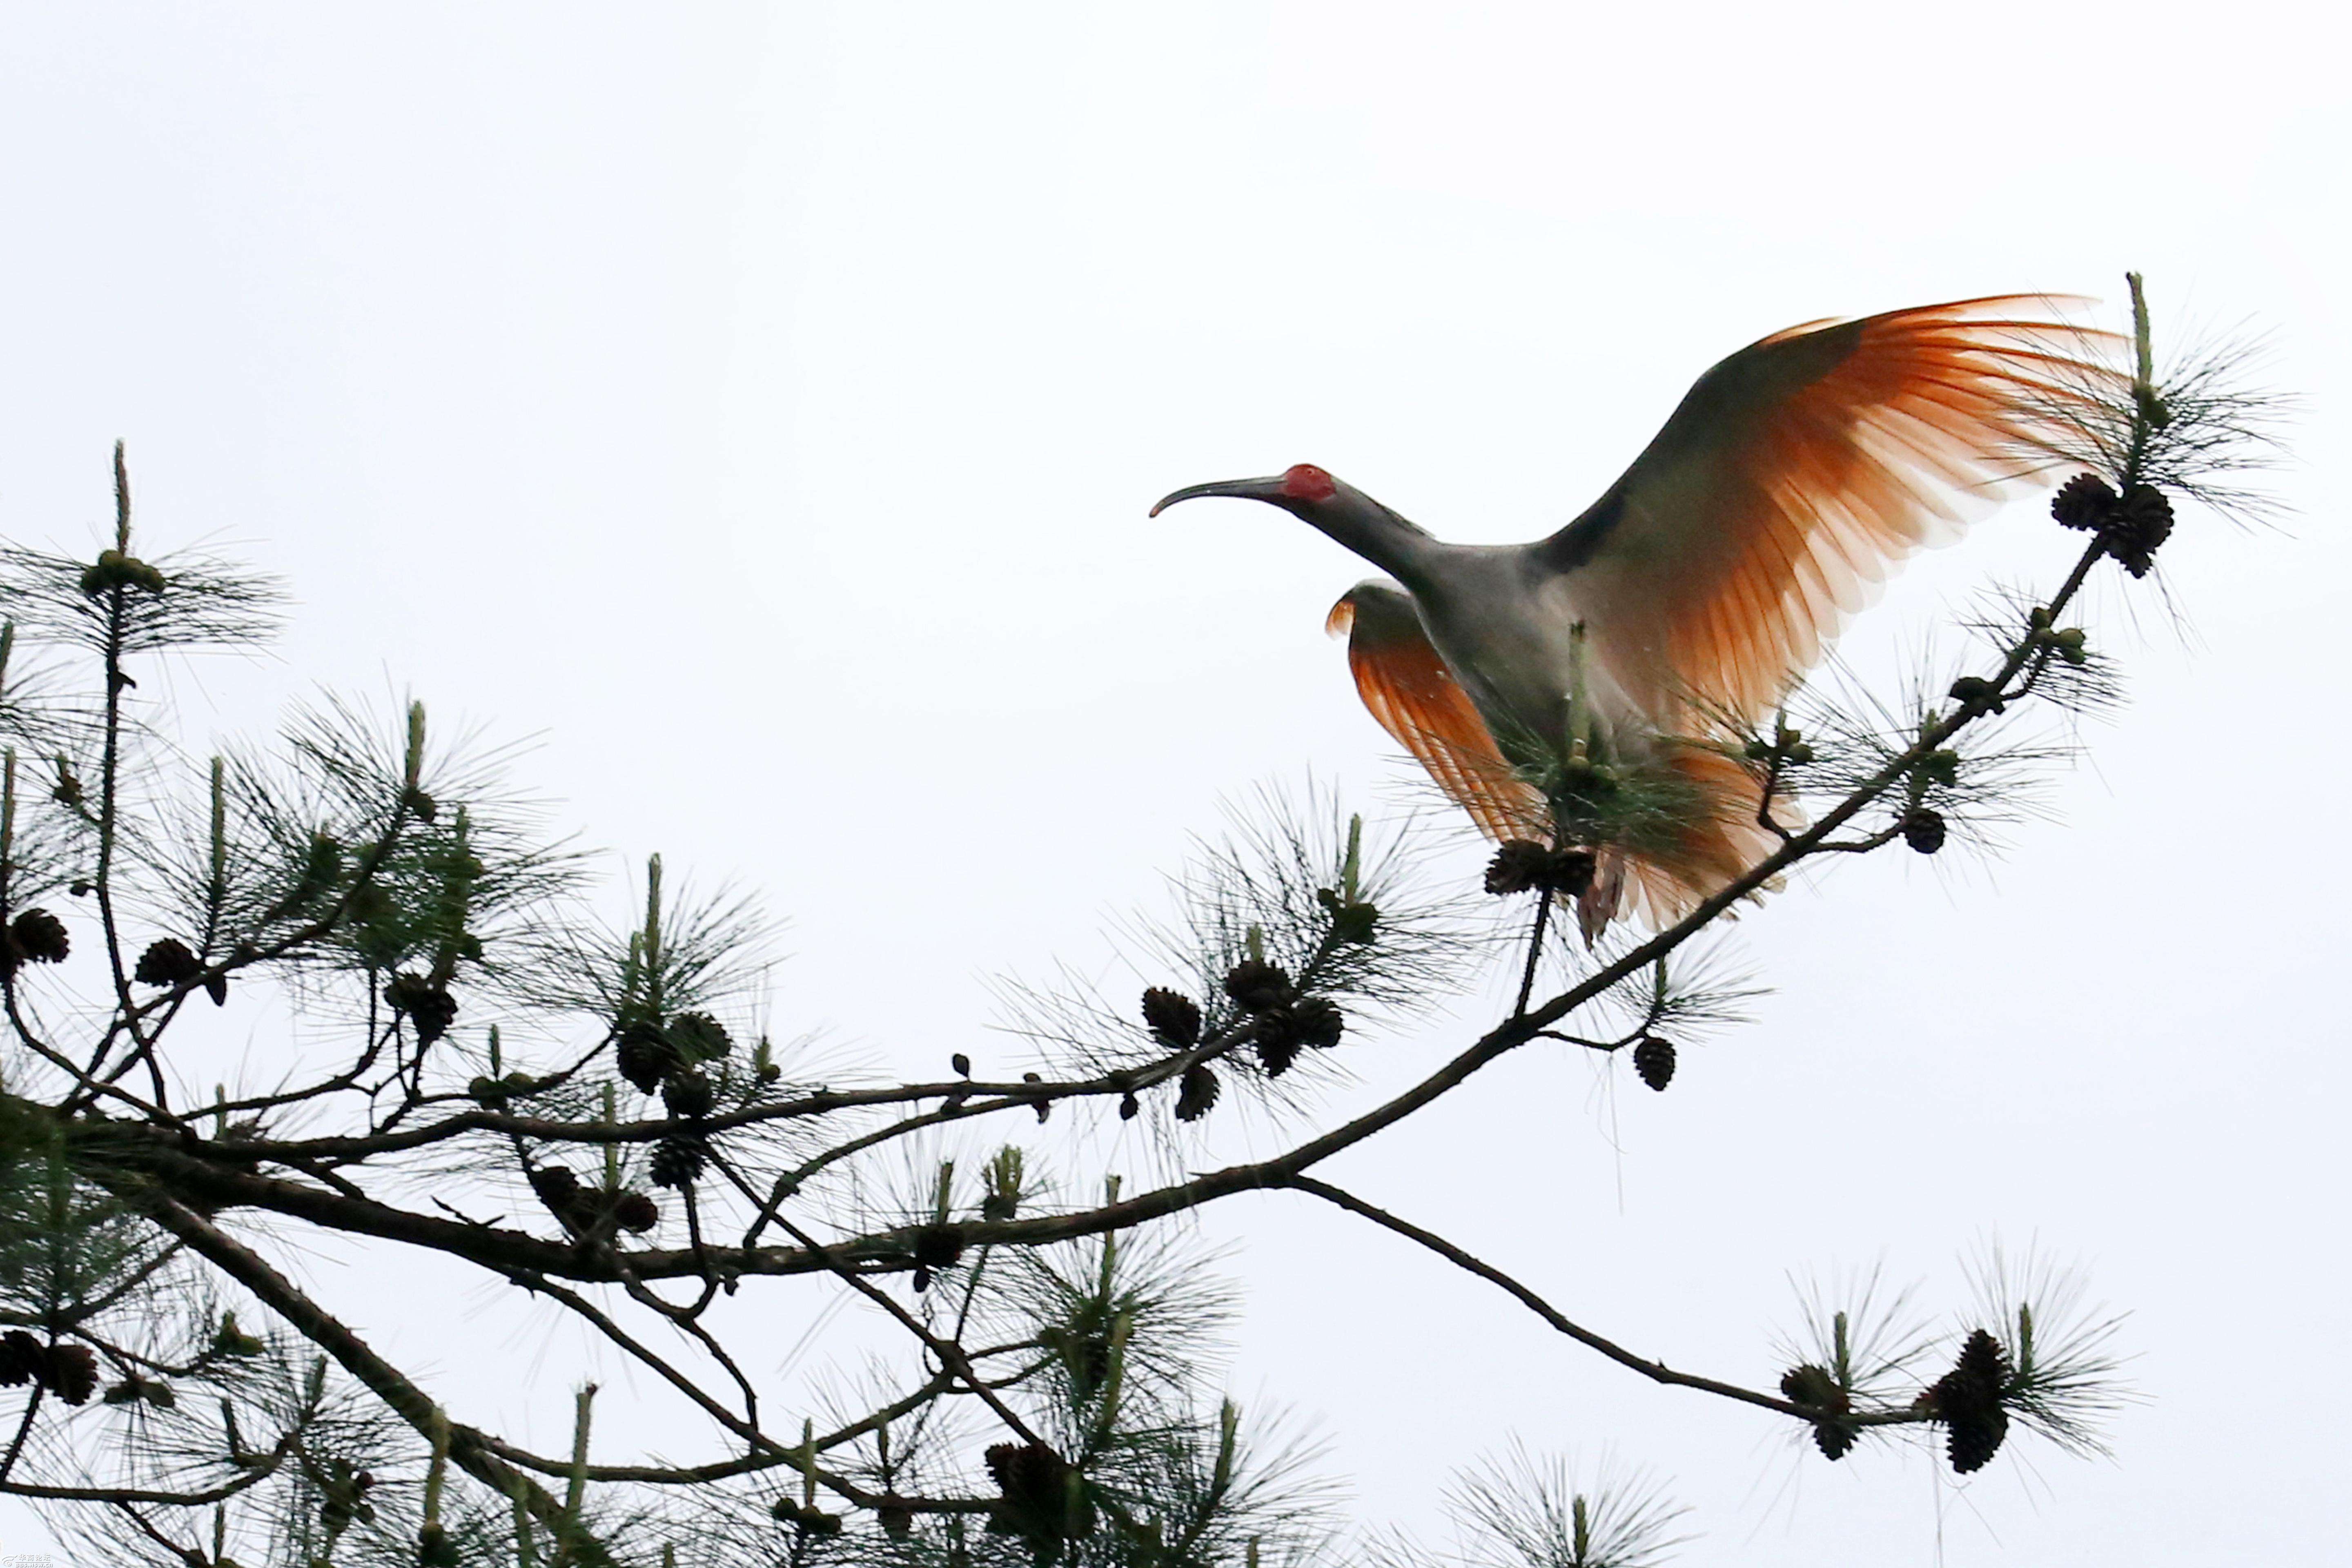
[1576, 742, 1792, 940]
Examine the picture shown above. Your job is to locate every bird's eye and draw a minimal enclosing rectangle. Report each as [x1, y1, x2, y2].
[1280, 464, 1337, 503]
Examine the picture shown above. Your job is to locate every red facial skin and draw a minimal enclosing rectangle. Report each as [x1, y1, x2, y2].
[1280, 464, 1338, 503]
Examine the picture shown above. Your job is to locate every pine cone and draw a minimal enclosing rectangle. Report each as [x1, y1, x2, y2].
[1780, 1363, 1855, 1460]
[204, 972, 229, 1007]
[43, 1342, 96, 1405]
[1174, 1063, 1220, 1122]
[609, 1191, 659, 1235]
[9, 909, 69, 965]
[1316, 886, 1380, 944]
[0, 1330, 43, 1385]
[1223, 958, 1293, 1013]
[1290, 996, 1344, 1050]
[667, 1011, 732, 1063]
[79, 548, 167, 596]
[1902, 808, 1947, 855]
[2050, 472, 2118, 530]
[2105, 483, 2175, 578]
[1930, 1328, 2013, 1474]
[1256, 1025, 1301, 1079]
[1484, 840, 1548, 894]
[1632, 1036, 1676, 1091]
[913, 1224, 966, 1270]
[1485, 840, 1595, 896]
[878, 1504, 915, 1538]
[951, 1052, 972, 1077]
[1141, 987, 1203, 1048]
[528, 1165, 581, 1210]
[1118, 1091, 1140, 1120]
[134, 938, 202, 987]
[648, 1134, 708, 1189]
[984, 1440, 1091, 1542]
[661, 1070, 715, 1121]
[614, 1019, 677, 1093]
[1946, 676, 2005, 715]
[384, 973, 456, 1043]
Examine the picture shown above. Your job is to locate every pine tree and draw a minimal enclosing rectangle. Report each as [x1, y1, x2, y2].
[0, 281, 2270, 1564]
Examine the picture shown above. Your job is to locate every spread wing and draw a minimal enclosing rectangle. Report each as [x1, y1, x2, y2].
[1326, 580, 1544, 842]
[1540, 296, 2122, 725]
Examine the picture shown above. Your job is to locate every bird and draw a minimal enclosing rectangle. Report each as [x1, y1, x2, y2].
[1152, 296, 2118, 936]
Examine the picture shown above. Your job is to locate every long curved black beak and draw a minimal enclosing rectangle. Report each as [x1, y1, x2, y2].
[1148, 477, 1287, 517]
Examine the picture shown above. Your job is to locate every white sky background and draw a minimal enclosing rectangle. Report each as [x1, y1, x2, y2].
[1, 3, 2346, 1564]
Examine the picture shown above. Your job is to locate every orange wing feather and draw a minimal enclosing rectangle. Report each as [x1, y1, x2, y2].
[1327, 582, 1544, 843]
[1552, 296, 2123, 726]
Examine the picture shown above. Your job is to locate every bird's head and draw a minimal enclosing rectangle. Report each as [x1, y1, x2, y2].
[1148, 463, 1345, 520]
[1148, 464, 1434, 581]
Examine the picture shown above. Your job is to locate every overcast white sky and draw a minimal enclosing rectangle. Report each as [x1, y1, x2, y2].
[1, 4, 2346, 1564]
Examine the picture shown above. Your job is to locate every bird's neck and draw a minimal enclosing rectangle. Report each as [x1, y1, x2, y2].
[1306, 498, 1443, 586]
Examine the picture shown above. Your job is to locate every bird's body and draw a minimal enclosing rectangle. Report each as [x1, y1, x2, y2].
[1154, 296, 2118, 933]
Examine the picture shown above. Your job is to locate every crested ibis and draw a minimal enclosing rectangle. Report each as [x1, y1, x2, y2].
[1153, 296, 2117, 935]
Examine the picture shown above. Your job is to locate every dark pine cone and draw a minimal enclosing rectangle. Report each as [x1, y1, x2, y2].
[528, 1165, 581, 1210]
[1118, 1091, 1139, 1120]
[984, 1440, 1091, 1542]
[2105, 483, 2175, 578]
[43, 1342, 97, 1405]
[9, 909, 69, 966]
[667, 1011, 733, 1064]
[1946, 676, 2005, 715]
[1245, 998, 1337, 1074]
[648, 1134, 708, 1190]
[384, 973, 457, 1044]
[1223, 958, 1293, 1013]
[1174, 1062, 1221, 1122]
[1631, 1036, 1676, 1091]
[1290, 996, 1344, 1050]
[1902, 808, 1947, 855]
[1780, 1363, 1856, 1460]
[661, 1070, 715, 1121]
[1930, 1327, 2013, 1474]
[771, 1496, 842, 1534]
[1141, 986, 1203, 1048]
[2050, 472, 2118, 530]
[614, 1019, 677, 1094]
[912, 1224, 966, 1271]
[1486, 840, 1597, 897]
[1484, 840, 1550, 895]
[0, 1330, 43, 1385]
[1256, 1025, 1301, 1080]
[609, 1191, 660, 1235]
[133, 937, 203, 987]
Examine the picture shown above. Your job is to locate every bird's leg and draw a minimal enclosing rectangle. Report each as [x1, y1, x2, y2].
[1512, 885, 1554, 1020]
